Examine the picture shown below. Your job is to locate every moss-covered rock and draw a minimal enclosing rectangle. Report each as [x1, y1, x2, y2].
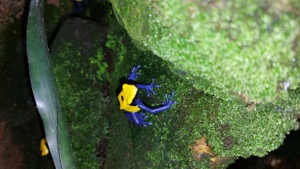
[109, 0, 300, 103]
[50, 1, 299, 169]
[51, 18, 109, 169]
[104, 1, 299, 168]
[104, 25, 298, 169]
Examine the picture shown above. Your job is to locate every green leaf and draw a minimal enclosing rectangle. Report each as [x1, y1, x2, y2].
[26, 0, 76, 168]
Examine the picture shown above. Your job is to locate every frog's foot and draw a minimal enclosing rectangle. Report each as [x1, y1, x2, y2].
[136, 92, 176, 115]
[140, 113, 152, 127]
[128, 65, 141, 81]
[162, 91, 176, 107]
[125, 112, 152, 127]
[136, 78, 160, 97]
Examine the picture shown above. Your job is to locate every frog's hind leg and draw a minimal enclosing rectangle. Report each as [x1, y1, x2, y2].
[136, 92, 176, 115]
[125, 112, 152, 127]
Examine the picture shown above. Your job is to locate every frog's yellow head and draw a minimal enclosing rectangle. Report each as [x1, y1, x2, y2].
[118, 84, 140, 112]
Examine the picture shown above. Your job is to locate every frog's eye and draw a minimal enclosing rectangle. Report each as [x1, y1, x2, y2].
[121, 96, 124, 101]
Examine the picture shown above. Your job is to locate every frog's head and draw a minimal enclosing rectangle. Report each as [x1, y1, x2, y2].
[118, 84, 140, 112]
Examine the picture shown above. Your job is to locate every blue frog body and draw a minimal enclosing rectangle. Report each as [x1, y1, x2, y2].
[117, 65, 176, 127]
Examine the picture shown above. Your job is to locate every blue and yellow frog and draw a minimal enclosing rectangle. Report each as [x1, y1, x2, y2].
[118, 65, 176, 127]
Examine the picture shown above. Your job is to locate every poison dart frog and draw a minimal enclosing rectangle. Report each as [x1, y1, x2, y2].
[40, 138, 49, 156]
[117, 65, 176, 127]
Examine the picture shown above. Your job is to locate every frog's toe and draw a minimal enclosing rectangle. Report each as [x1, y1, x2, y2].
[143, 121, 152, 127]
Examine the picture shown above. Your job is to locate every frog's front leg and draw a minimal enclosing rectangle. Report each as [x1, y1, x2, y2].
[128, 65, 141, 81]
[136, 91, 176, 114]
[125, 112, 152, 127]
[136, 78, 160, 97]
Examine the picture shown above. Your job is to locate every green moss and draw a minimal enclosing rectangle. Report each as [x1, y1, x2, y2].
[109, 0, 300, 103]
[50, 11, 113, 166]
[52, 42, 109, 168]
[109, 0, 149, 46]
[90, 49, 109, 80]
[48, 1, 299, 168]
[103, 5, 298, 168]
